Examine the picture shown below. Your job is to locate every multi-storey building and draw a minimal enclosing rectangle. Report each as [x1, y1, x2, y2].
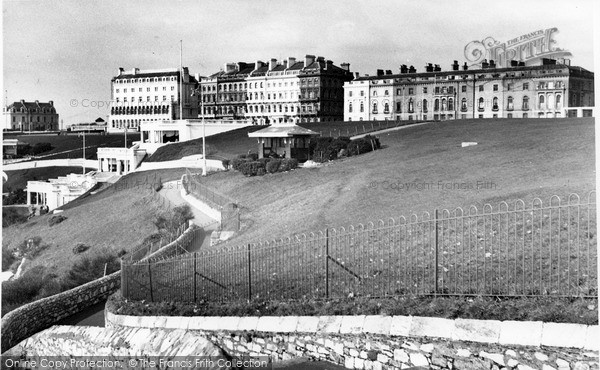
[199, 55, 352, 124]
[108, 67, 199, 133]
[3, 100, 59, 131]
[344, 59, 594, 121]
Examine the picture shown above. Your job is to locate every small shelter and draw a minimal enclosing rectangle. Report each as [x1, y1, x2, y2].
[248, 123, 319, 162]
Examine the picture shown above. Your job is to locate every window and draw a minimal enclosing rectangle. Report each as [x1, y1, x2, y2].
[462, 85, 467, 93]
[349, 91, 353, 97]
[523, 83, 529, 90]
[408, 87, 414, 95]
[372, 102, 378, 114]
[448, 98, 454, 111]
[349, 103, 353, 113]
[441, 98, 447, 111]
[479, 85, 484, 92]
[478, 97, 485, 110]
[539, 95, 545, 110]
[434, 99, 440, 111]
[422, 99, 428, 113]
[556, 94, 562, 109]
[507, 96, 514, 110]
[424, 87, 428, 94]
[360, 102, 364, 112]
[360, 90, 364, 97]
[507, 83, 513, 91]
[408, 99, 414, 113]
[397, 89, 402, 95]
[396, 102, 402, 113]
[373, 91, 377, 96]
[384, 103, 390, 114]
[492, 97, 499, 110]
[523, 96, 529, 110]
[493, 84, 498, 91]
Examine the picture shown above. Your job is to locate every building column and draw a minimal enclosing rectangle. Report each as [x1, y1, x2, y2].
[27, 189, 31, 206]
[258, 141, 264, 159]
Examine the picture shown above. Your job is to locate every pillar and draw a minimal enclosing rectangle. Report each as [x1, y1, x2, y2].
[27, 189, 31, 205]
[285, 140, 291, 159]
[258, 141, 264, 159]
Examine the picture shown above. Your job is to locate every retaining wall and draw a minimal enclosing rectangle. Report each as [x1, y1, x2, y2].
[1, 224, 197, 354]
[2, 159, 99, 171]
[106, 312, 599, 370]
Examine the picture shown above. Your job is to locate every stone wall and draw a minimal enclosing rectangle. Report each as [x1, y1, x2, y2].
[106, 312, 599, 370]
[1, 224, 197, 354]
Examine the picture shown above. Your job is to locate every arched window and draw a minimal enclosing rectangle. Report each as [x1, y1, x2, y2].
[360, 102, 364, 112]
[396, 101, 402, 113]
[478, 97, 485, 110]
[461, 98, 467, 111]
[372, 102, 378, 114]
[349, 103, 353, 113]
[448, 98, 454, 111]
[434, 99, 440, 111]
[556, 94, 562, 109]
[523, 96, 529, 110]
[538, 95, 545, 110]
[408, 98, 414, 113]
[441, 98, 447, 111]
[384, 102, 390, 114]
[547, 94, 555, 110]
[492, 97, 498, 110]
[507, 96, 514, 110]
[422, 99, 428, 113]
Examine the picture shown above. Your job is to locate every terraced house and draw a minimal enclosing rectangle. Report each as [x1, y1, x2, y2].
[3, 100, 59, 131]
[344, 58, 594, 121]
[199, 55, 353, 124]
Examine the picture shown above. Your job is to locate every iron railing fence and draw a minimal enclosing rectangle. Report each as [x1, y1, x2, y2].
[121, 192, 596, 302]
[183, 169, 241, 232]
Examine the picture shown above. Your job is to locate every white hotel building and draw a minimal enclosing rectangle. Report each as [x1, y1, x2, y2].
[108, 67, 199, 133]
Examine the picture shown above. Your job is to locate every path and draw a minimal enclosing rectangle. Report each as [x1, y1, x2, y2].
[350, 120, 433, 140]
[158, 180, 219, 252]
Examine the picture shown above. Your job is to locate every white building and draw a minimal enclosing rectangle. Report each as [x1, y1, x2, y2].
[26, 173, 97, 211]
[108, 67, 199, 133]
[97, 144, 147, 175]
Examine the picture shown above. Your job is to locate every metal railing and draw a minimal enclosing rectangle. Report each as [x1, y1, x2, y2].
[121, 192, 596, 302]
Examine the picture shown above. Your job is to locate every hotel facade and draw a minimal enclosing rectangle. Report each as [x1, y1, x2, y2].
[198, 55, 353, 124]
[108, 67, 199, 133]
[344, 59, 594, 121]
[3, 100, 59, 131]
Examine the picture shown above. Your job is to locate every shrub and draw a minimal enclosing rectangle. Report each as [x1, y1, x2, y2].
[14, 237, 50, 259]
[279, 158, 299, 172]
[2, 247, 16, 272]
[348, 137, 374, 156]
[258, 158, 270, 167]
[61, 248, 120, 289]
[72, 243, 90, 254]
[246, 152, 259, 161]
[231, 158, 249, 171]
[48, 214, 67, 227]
[221, 158, 230, 169]
[2, 207, 27, 227]
[236, 154, 247, 159]
[257, 168, 266, 176]
[364, 134, 381, 149]
[309, 137, 333, 162]
[239, 161, 265, 176]
[1, 266, 50, 307]
[28, 142, 53, 156]
[266, 159, 281, 173]
[2, 189, 26, 206]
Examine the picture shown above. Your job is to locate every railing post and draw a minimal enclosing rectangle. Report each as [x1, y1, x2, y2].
[148, 262, 154, 302]
[325, 228, 330, 299]
[247, 243, 252, 301]
[193, 252, 198, 302]
[120, 258, 127, 299]
[434, 209, 439, 296]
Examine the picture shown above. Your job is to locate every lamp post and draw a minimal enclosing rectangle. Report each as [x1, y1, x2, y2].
[191, 85, 207, 176]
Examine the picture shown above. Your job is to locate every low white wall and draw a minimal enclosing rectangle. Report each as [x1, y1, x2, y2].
[135, 157, 224, 173]
[3, 159, 99, 171]
[180, 186, 221, 221]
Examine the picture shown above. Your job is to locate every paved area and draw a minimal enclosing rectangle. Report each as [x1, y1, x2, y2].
[158, 180, 219, 252]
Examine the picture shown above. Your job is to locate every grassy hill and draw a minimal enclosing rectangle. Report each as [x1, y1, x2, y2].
[191, 117, 595, 246]
[3, 166, 84, 192]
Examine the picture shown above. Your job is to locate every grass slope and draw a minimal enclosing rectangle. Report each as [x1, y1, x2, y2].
[3, 166, 84, 192]
[196, 118, 595, 245]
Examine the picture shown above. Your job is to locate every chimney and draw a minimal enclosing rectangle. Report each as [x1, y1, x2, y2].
[409, 66, 416, 73]
[254, 60, 264, 72]
[482, 59, 489, 69]
[316, 56, 325, 63]
[49, 100, 54, 106]
[287, 57, 296, 68]
[425, 63, 434, 72]
[118, 67, 124, 76]
[400, 64, 408, 74]
[376, 69, 384, 76]
[269, 58, 277, 71]
[20, 99, 25, 104]
[225, 63, 237, 73]
[131, 68, 139, 75]
[542, 58, 557, 65]
[434, 64, 441, 72]
[325, 60, 333, 70]
[340, 62, 350, 71]
[510, 60, 518, 67]
[353, 72, 360, 79]
[518, 61, 525, 66]
[35, 100, 39, 104]
[452, 60, 459, 71]
[463, 62, 469, 70]
[283, 60, 288, 68]
[385, 70, 392, 75]
[304, 54, 315, 67]
[489, 60, 496, 68]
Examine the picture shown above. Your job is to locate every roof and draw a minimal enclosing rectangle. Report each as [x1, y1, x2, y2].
[353, 63, 593, 82]
[6, 101, 55, 112]
[248, 124, 320, 138]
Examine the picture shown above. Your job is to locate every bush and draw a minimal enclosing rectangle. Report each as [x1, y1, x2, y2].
[279, 158, 298, 172]
[239, 161, 265, 176]
[309, 137, 333, 162]
[231, 158, 249, 171]
[2, 208, 28, 227]
[2, 189, 26, 206]
[72, 243, 90, 254]
[258, 158, 270, 167]
[266, 159, 281, 173]
[48, 214, 67, 227]
[1, 266, 50, 308]
[14, 237, 50, 259]
[221, 158, 230, 169]
[2, 248, 16, 272]
[257, 168, 266, 176]
[246, 152, 259, 161]
[28, 142, 53, 156]
[348, 137, 375, 156]
[61, 248, 120, 289]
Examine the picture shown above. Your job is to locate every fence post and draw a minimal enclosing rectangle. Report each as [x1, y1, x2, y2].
[148, 262, 154, 302]
[325, 228, 329, 299]
[247, 244, 252, 301]
[193, 252, 198, 302]
[120, 259, 127, 299]
[434, 209, 439, 296]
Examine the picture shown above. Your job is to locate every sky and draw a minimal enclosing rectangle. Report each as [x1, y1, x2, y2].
[1, 0, 596, 127]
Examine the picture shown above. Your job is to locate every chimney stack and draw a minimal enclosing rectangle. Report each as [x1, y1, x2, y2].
[269, 58, 277, 71]
[340, 62, 350, 71]
[434, 64, 441, 72]
[510, 60, 518, 67]
[481, 59, 489, 69]
[463, 62, 469, 70]
[377, 69, 384, 76]
[409, 65, 416, 73]
[385, 70, 392, 75]
[49, 100, 54, 106]
[287, 57, 296, 68]
[452, 60, 459, 71]
[489, 60, 496, 68]
[118, 67, 124, 76]
[225, 63, 237, 73]
[325, 60, 333, 70]
[400, 64, 408, 74]
[304, 54, 315, 67]
[425, 63, 434, 72]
